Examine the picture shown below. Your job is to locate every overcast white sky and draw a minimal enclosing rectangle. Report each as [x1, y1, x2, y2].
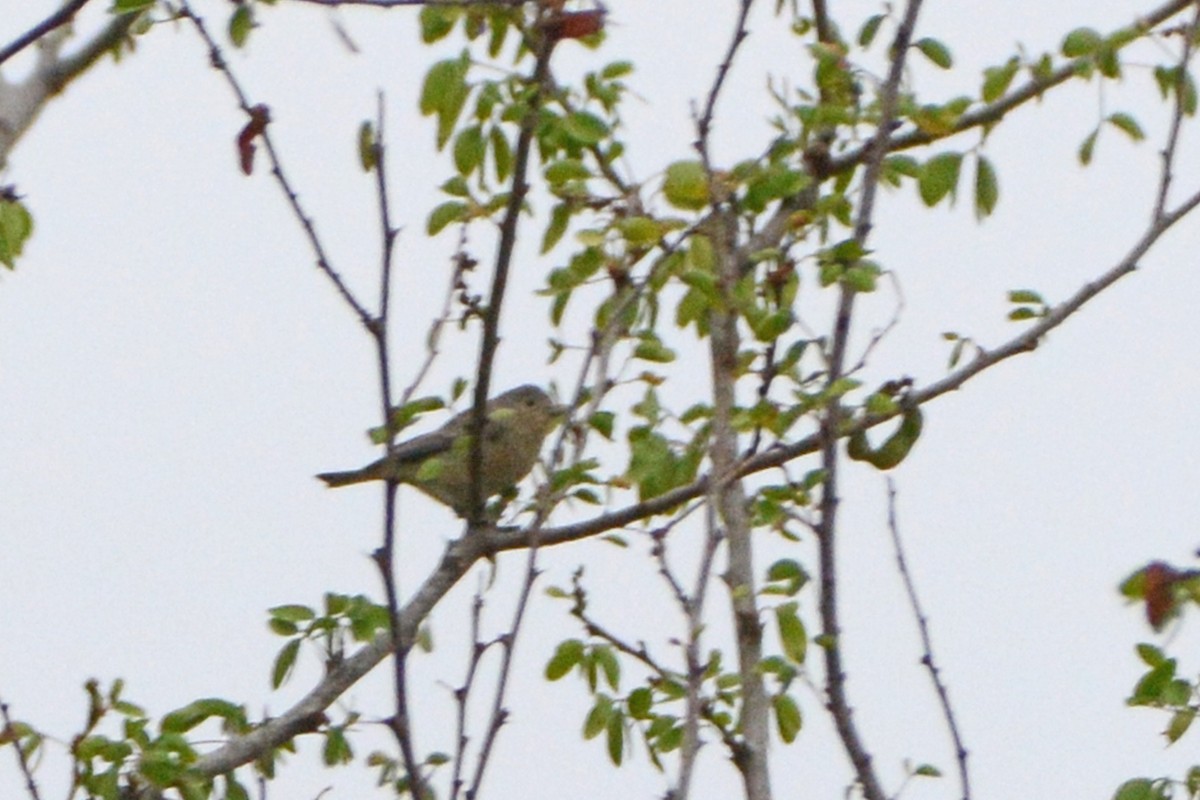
[3, 1, 1200, 798]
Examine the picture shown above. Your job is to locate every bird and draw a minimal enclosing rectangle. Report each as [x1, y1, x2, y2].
[316, 385, 566, 516]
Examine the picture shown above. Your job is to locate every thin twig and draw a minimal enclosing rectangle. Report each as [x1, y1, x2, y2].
[0, 0, 91, 68]
[361, 93, 430, 799]
[0, 700, 42, 800]
[178, 2, 374, 328]
[694, 0, 754, 161]
[885, 479, 970, 800]
[1152, 1, 1200, 221]
[813, 1, 924, 796]
[466, 20, 556, 522]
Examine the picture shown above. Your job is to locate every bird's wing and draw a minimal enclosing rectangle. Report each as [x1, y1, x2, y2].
[388, 427, 457, 463]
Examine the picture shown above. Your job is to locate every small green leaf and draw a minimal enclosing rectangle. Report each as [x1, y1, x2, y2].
[561, 111, 610, 145]
[1113, 778, 1162, 800]
[1062, 27, 1102, 57]
[914, 38, 952, 69]
[0, 199, 34, 269]
[627, 687, 653, 719]
[1008, 289, 1043, 304]
[1008, 307, 1037, 321]
[489, 126, 512, 181]
[546, 639, 585, 680]
[544, 158, 591, 184]
[270, 604, 316, 623]
[663, 161, 709, 211]
[541, 203, 571, 253]
[357, 122, 377, 172]
[772, 693, 802, 743]
[589, 410, 615, 439]
[1106, 112, 1145, 141]
[453, 125, 485, 176]
[606, 709, 625, 765]
[1167, 708, 1195, 743]
[982, 58, 1019, 102]
[272, 640, 301, 689]
[583, 696, 611, 739]
[913, 764, 942, 777]
[419, 5, 459, 42]
[974, 155, 999, 219]
[228, 5, 254, 47]
[918, 152, 962, 207]
[593, 645, 621, 690]
[858, 14, 885, 48]
[1078, 129, 1098, 166]
[775, 602, 807, 665]
[427, 201, 468, 235]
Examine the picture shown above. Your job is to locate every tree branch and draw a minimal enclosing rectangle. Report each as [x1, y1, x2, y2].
[0, 0, 92, 68]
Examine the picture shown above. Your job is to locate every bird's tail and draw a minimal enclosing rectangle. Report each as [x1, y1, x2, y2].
[316, 468, 372, 488]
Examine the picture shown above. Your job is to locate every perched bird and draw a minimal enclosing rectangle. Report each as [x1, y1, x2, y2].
[317, 385, 566, 516]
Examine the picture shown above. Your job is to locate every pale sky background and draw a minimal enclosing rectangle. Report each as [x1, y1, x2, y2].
[3, 1, 1200, 799]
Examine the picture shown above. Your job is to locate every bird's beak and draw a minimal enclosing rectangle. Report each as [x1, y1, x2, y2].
[552, 403, 570, 418]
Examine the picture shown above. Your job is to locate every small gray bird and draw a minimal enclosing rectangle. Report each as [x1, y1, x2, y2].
[317, 385, 566, 516]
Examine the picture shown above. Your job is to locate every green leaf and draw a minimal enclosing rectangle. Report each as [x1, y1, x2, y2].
[453, 125, 485, 176]
[270, 604, 316, 623]
[427, 201, 468, 235]
[593, 645, 621, 690]
[161, 699, 244, 734]
[228, 5, 254, 48]
[1008, 289, 1043, 304]
[627, 687, 652, 719]
[489, 126, 512, 182]
[982, 57, 1019, 102]
[1008, 307, 1037, 321]
[323, 727, 353, 766]
[1062, 27, 1102, 58]
[606, 709, 625, 765]
[601, 60, 633, 79]
[663, 160, 709, 211]
[0, 199, 34, 269]
[914, 38, 952, 69]
[913, 764, 942, 777]
[1113, 778, 1163, 800]
[974, 155, 999, 219]
[858, 14, 885, 48]
[545, 639, 585, 680]
[772, 693, 802, 743]
[633, 333, 677, 363]
[272, 639, 301, 689]
[918, 152, 962, 207]
[544, 158, 591, 184]
[561, 111, 610, 145]
[541, 203, 571, 253]
[616, 216, 661, 247]
[419, 5, 459, 42]
[775, 602, 807, 664]
[419, 55, 470, 149]
[1106, 112, 1145, 141]
[583, 696, 611, 739]
[1078, 129, 1098, 165]
[357, 122, 377, 172]
[1167, 708, 1195, 743]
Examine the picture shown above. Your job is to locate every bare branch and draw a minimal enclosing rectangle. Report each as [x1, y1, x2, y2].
[0, 699, 42, 800]
[178, 2, 374, 328]
[0, 0, 92, 68]
[885, 479, 971, 800]
[1152, 2, 1200, 221]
